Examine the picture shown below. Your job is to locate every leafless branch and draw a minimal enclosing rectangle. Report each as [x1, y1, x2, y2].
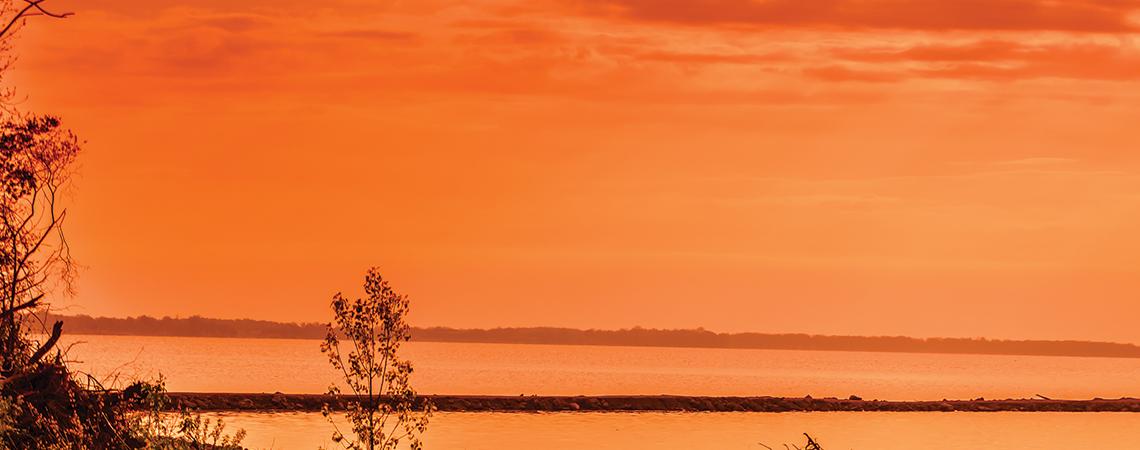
[27, 319, 61, 365]
[26, 0, 73, 20]
[0, 0, 72, 40]
[0, 292, 42, 320]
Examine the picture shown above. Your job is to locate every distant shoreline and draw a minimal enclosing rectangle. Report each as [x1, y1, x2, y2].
[42, 313, 1140, 359]
[164, 393, 1140, 413]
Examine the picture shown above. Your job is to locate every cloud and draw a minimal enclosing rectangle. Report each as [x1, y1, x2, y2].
[802, 64, 905, 82]
[452, 28, 565, 45]
[832, 40, 1034, 62]
[22, 0, 1140, 110]
[318, 29, 420, 41]
[194, 14, 273, 33]
[729, 193, 903, 208]
[825, 40, 1140, 81]
[634, 50, 794, 64]
[567, 0, 1140, 32]
[990, 157, 1080, 166]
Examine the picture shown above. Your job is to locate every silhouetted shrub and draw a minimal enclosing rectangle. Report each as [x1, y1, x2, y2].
[321, 268, 433, 450]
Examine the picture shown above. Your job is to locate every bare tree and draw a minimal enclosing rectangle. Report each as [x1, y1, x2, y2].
[0, 0, 75, 381]
[0, 114, 79, 378]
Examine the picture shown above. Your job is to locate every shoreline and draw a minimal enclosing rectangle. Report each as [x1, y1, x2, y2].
[164, 393, 1140, 413]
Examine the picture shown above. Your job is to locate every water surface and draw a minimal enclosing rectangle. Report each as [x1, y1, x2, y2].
[217, 411, 1140, 450]
[62, 335, 1140, 400]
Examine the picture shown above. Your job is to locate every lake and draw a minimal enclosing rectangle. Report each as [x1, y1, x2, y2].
[62, 335, 1140, 400]
[58, 335, 1140, 449]
[216, 411, 1140, 450]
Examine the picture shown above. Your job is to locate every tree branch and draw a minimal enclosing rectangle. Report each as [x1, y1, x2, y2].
[0, 0, 73, 40]
[28, 319, 62, 366]
[27, 0, 73, 20]
[0, 293, 43, 320]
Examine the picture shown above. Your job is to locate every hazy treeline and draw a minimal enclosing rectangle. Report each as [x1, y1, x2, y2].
[44, 314, 1140, 358]
[48, 314, 328, 339]
[414, 326, 1140, 358]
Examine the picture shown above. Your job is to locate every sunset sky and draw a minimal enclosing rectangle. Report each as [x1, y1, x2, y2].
[11, 0, 1140, 343]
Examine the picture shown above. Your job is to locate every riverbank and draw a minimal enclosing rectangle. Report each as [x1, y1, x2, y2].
[165, 393, 1140, 413]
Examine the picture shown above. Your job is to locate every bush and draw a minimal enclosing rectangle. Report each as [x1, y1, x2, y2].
[321, 267, 432, 450]
[0, 369, 245, 449]
[127, 376, 246, 450]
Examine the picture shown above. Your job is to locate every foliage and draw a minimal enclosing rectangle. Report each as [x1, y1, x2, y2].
[0, 6, 207, 449]
[0, 396, 14, 445]
[321, 268, 432, 450]
[0, 364, 140, 449]
[0, 115, 118, 450]
[0, 115, 80, 448]
[45, 314, 328, 339]
[173, 413, 246, 450]
[1, 114, 79, 374]
[0, 370, 246, 449]
[127, 376, 246, 450]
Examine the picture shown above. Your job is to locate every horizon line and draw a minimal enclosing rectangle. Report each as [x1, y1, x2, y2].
[41, 312, 1140, 349]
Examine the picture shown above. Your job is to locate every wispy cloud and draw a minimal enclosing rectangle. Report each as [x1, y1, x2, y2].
[19, 0, 1140, 108]
[990, 157, 1080, 166]
[565, 0, 1140, 32]
[318, 29, 420, 41]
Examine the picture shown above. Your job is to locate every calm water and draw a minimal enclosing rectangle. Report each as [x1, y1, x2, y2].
[58, 335, 1140, 449]
[62, 335, 1140, 400]
[218, 411, 1140, 450]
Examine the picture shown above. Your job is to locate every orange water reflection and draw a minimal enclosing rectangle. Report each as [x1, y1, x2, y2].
[64, 335, 1140, 400]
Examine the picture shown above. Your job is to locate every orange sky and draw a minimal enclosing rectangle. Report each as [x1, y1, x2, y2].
[11, 0, 1140, 343]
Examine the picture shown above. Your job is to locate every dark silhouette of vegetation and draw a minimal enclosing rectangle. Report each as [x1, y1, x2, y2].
[0, 6, 124, 447]
[320, 268, 432, 450]
[49, 313, 328, 339]
[411, 326, 1140, 359]
[0, 112, 108, 448]
[157, 392, 1140, 414]
[803, 433, 824, 450]
[0, 5, 246, 448]
[0, 1, 71, 40]
[760, 433, 825, 450]
[1, 115, 78, 372]
[47, 314, 1140, 359]
[127, 376, 245, 450]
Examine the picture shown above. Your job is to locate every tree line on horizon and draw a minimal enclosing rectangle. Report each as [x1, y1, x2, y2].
[41, 313, 1140, 359]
